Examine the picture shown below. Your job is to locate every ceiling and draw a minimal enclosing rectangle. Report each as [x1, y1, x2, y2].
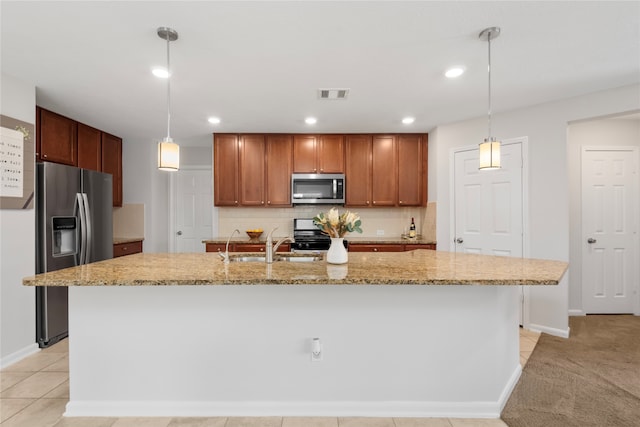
[2, 1, 639, 147]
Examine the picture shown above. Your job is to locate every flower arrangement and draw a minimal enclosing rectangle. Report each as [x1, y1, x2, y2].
[313, 207, 362, 238]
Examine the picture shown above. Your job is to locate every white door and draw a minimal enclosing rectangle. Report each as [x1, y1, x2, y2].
[172, 169, 214, 253]
[582, 147, 638, 314]
[453, 142, 523, 257]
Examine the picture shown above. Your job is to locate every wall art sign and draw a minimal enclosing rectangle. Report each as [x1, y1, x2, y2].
[0, 115, 35, 209]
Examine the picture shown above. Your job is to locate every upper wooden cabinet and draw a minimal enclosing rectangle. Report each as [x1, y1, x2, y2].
[37, 107, 124, 207]
[265, 135, 293, 206]
[371, 135, 397, 206]
[214, 134, 293, 207]
[345, 134, 427, 208]
[397, 134, 427, 206]
[38, 107, 77, 166]
[213, 134, 240, 206]
[345, 135, 372, 207]
[214, 132, 427, 208]
[77, 123, 102, 171]
[101, 133, 123, 207]
[293, 134, 344, 173]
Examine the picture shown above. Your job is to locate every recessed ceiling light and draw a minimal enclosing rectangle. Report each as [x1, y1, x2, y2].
[208, 117, 221, 124]
[152, 67, 170, 78]
[445, 67, 465, 78]
[305, 117, 317, 125]
[402, 117, 415, 124]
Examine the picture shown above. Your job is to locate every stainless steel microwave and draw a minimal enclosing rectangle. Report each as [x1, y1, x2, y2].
[291, 173, 345, 205]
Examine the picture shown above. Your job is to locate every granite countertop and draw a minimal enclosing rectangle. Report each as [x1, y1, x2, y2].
[113, 237, 144, 245]
[23, 250, 567, 287]
[202, 236, 437, 245]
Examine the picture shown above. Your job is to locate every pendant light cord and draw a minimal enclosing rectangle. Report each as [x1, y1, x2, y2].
[487, 29, 492, 140]
[166, 32, 171, 140]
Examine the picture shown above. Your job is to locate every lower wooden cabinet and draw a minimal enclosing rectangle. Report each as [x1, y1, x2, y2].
[113, 240, 143, 257]
[349, 243, 436, 252]
[205, 243, 290, 253]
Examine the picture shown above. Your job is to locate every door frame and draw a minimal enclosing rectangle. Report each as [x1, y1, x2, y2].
[581, 146, 640, 315]
[449, 137, 531, 325]
[168, 166, 214, 253]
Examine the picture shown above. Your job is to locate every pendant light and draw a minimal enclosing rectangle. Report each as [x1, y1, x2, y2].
[157, 27, 180, 171]
[478, 26, 501, 170]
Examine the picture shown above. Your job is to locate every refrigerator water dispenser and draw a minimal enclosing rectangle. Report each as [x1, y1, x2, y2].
[52, 216, 77, 256]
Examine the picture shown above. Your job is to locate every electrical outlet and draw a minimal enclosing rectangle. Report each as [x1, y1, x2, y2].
[376, 229, 385, 236]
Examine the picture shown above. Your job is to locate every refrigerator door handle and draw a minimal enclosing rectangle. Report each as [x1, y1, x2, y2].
[82, 193, 92, 263]
[76, 193, 87, 265]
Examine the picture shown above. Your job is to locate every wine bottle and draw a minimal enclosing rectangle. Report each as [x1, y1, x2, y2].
[409, 217, 416, 238]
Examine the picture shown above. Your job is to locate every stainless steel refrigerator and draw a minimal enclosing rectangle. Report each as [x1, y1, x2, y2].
[36, 162, 113, 347]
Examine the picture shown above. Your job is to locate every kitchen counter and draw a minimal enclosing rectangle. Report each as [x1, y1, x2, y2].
[22, 250, 566, 287]
[27, 251, 568, 420]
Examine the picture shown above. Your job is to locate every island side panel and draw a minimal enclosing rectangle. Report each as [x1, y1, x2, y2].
[66, 285, 520, 418]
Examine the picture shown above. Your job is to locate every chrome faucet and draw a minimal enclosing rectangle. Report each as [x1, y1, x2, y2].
[265, 227, 294, 263]
[219, 229, 240, 264]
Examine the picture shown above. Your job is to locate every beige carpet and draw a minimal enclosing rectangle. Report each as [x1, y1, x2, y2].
[502, 315, 640, 427]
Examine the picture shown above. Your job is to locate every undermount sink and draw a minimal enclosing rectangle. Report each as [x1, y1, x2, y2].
[226, 253, 323, 263]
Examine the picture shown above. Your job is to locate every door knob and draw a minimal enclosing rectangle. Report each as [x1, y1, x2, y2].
[456, 238, 464, 244]
[587, 238, 596, 244]
[177, 231, 183, 236]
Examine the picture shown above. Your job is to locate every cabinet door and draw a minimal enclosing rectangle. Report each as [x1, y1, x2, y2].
[293, 135, 317, 173]
[77, 123, 102, 171]
[239, 134, 265, 206]
[348, 244, 405, 252]
[213, 134, 239, 206]
[113, 241, 143, 257]
[39, 108, 77, 166]
[318, 135, 344, 173]
[101, 133, 122, 207]
[345, 135, 372, 207]
[371, 135, 397, 206]
[266, 135, 292, 207]
[397, 135, 425, 206]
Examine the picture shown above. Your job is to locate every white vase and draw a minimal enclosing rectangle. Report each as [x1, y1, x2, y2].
[326, 237, 348, 264]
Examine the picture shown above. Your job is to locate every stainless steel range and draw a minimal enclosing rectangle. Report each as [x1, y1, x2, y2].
[291, 218, 348, 252]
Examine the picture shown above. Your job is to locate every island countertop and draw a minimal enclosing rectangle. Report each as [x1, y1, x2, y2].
[23, 250, 567, 287]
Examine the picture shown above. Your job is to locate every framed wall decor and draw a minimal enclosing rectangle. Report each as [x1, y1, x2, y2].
[1, 114, 35, 209]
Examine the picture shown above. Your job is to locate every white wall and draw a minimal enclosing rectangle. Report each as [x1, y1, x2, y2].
[0, 73, 38, 366]
[429, 83, 640, 337]
[567, 116, 640, 314]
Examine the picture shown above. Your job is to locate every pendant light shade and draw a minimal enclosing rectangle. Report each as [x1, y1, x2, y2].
[158, 137, 180, 171]
[478, 27, 501, 170]
[157, 27, 180, 171]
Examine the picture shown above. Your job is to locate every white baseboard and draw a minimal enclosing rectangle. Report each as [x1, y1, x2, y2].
[498, 364, 522, 413]
[65, 400, 505, 419]
[0, 343, 40, 369]
[527, 323, 570, 338]
[568, 309, 586, 316]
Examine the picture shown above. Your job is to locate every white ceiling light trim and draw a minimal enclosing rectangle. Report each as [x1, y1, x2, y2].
[208, 117, 221, 124]
[402, 117, 415, 124]
[445, 67, 465, 78]
[152, 67, 170, 78]
[305, 117, 317, 125]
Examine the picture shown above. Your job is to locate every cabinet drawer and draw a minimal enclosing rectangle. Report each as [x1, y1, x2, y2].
[233, 243, 290, 253]
[348, 244, 405, 252]
[404, 244, 436, 251]
[205, 243, 227, 253]
[113, 241, 143, 257]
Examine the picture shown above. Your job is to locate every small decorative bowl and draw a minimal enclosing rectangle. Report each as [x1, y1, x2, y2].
[246, 230, 263, 241]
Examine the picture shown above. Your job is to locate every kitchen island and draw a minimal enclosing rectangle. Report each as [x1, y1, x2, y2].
[23, 250, 567, 419]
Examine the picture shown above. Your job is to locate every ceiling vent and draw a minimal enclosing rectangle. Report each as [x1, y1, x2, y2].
[318, 88, 349, 100]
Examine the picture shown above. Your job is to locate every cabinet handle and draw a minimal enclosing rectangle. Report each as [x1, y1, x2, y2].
[267, 201, 271, 205]
[320, 168, 324, 172]
[366, 201, 370, 205]
[373, 201, 376, 205]
[261, 201, 264, 205]
[399, 201, 403, 204]
[122, 247, 127, 250]
[43, 154, 47, 158]
[373, 248, 378, 252]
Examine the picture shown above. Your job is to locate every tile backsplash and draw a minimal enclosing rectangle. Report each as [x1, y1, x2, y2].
[113, 203, 145, 238]
[218, 202, 436, 241]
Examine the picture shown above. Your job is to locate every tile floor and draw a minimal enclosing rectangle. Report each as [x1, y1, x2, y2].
[1, 329, 540, 427]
